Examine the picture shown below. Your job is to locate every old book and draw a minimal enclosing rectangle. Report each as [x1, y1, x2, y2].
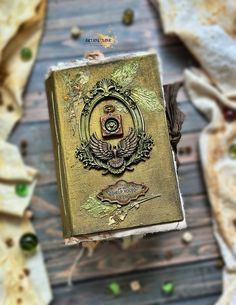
[45, 51, 186, 244]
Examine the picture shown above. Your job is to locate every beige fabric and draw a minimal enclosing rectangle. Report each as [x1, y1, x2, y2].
[155, 0, 236, 303]
[0, 0, 52, 304]
[0, 0, 46, 139]
[0, 216, 51, 305]
[155, 0, 236, 97]
[0, 140, 37, 216]
[0, 177, 37, 217]
[0, 140, 36, 182]
[185, 68, 236, 267]
[215, 269, 236, 305]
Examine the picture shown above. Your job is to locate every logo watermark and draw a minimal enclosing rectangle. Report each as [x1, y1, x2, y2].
[84, 32, 117, 48]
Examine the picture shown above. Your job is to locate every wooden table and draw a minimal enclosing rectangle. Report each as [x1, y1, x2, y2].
[10, 0, 223, 304]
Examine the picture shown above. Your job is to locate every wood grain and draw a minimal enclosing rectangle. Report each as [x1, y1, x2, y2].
[39, 225, 219, 285]
[50, 260, 221, 305]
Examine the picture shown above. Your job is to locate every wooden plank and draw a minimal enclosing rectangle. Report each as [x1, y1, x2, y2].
[179, 162, 206, 195]
[38, 225, 219, 285]
[45, 0, 155, 28]
[38, 0, 180, 60]
[178, 133, 199, 164]
[50, 260, 221, 305]
[184, 194, 212, 228]
[166, 295, 220, 305]
[40, 13, 175, 58]
[45, 0, 158, 25]
[179, 102, 207, 133]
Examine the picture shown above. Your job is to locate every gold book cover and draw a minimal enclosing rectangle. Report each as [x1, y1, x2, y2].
[45, 51, 186, 243]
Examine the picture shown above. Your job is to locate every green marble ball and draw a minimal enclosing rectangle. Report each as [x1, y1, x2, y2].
[15, 183, 29, 197]
[20, 233, 38, 252]
[20, 47, 33, 61]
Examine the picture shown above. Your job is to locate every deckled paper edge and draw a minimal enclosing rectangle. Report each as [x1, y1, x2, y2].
[65, 205, 186, 244]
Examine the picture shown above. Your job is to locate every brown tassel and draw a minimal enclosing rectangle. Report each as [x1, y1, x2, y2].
[164, 82, 186, 168]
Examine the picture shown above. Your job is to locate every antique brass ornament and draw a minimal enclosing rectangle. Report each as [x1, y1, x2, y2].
[97, 180, 149, 206]
[100, 105, 123, 138]
[75, 78, 154, 175]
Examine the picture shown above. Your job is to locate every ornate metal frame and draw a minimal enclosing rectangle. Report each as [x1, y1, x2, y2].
[75, 78, 154, 175]
[80, 78, 144, 141]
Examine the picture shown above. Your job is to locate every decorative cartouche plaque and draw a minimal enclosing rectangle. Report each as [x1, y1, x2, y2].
[45, 51, 185, 240]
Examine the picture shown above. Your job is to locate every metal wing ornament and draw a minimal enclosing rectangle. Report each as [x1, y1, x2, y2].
[117, 128, 138, 158]
[89, 134, 114, 161]
[75, 127, 153, 175]
[89, 128, 138, 174]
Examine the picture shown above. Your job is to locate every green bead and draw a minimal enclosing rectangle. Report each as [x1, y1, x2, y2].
[108, 281, 121, 296]
[122, 9, 134, 25]
[228, 143, 236, 159]
[20, 47, 33, 61]
[15, 183, 29, 197]
[20, 233, 38, 251]
[162, 281, 174, 295]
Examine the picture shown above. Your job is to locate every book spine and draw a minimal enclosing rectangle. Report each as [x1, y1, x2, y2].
[45, 74, 72, 238]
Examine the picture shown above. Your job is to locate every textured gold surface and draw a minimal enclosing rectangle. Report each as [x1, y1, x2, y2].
[45, 52, 183, 238]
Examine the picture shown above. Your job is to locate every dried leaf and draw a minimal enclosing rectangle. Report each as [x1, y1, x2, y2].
[111, 61, 139, 87]
[82, 194, 117, 218]
[132, 87, 164, 112]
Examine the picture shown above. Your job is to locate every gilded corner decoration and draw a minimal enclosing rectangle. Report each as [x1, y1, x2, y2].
[75, 78, 154, 175]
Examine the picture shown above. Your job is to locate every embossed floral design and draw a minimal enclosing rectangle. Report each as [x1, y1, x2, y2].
[75, 129, 154, 175]
[62, 71, 89, 135]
